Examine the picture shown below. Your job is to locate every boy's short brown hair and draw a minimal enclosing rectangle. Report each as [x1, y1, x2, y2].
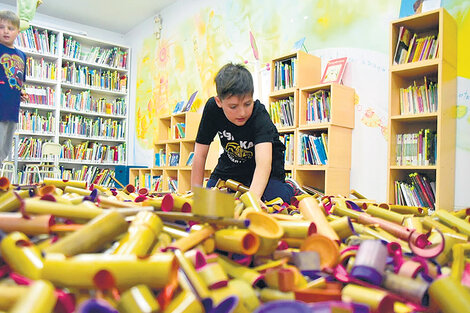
[0, 10, 20, 29]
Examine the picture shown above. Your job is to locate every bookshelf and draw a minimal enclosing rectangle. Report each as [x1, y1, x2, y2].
[14, 24, 130, 186]
[130, 111, 219, 193]
[268, 52, 355, 196]
[387, 8, 457, 211]
[295, 83, 355, 196]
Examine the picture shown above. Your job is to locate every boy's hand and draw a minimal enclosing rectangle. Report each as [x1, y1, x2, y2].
[20, 89, 28, 102]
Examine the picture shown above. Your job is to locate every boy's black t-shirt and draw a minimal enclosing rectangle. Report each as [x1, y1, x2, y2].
[196, 96, 286, 186]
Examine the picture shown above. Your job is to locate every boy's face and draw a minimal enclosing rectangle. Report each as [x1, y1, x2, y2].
[215, 94, 254, 126]
[0, 19, 19, 48]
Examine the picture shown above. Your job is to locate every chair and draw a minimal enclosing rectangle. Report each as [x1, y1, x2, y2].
[0, 161, 17, 184]
[24, 142, 62, 183]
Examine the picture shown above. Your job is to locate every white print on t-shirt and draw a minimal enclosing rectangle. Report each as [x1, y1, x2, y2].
[219, 130, 234, 141]
[217, 130, 254, 164]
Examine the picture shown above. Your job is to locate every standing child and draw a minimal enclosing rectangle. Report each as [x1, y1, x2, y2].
[191, 63, 305, 203]
[0, 10, 27, 166]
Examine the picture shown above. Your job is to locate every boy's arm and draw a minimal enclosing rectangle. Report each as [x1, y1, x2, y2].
[191, 142, 210, 188]
[249, 142, 272, 200]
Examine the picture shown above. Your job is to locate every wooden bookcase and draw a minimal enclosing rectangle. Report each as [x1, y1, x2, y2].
[295, 83, 355, 196]
[269, 51, 354, 196]
[387, 8, 457, 211]
[132, 111, 219, 193]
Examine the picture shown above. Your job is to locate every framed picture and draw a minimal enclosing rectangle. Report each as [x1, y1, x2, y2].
[320, 57, 348, 84]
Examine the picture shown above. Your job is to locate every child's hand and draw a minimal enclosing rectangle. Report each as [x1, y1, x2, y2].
[20, 89, 28, 102]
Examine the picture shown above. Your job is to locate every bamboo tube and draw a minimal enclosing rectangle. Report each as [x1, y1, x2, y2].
[43, 178, 86, 189]
[329, 216, 355, 240]
[63, 186, 92, 196]
[239, 192, 262, 212]
[382, 273, 430, 306]
[342, 284, 395, 313]
[37, 184, 56, 197]
[428, 276, 470, 313]
[192, 187, 236, 218]
[0, 231, 43, 279]
[0, 285, 28, 311]
[214, 228, 260, 255]
[166, 226, 215, 252]
[41, 253, 178, 289]
[298, 196, 339, 242]
[24, 198, 103, 220]
[161, 194, 192, 212]
[142, 197, 163, 209]
[403, 216, 424, 233]
[350, 189, 367, 199]
[379, 203, 428, 216]
[9, 280, 57, 313]
[197, 262, 229, 289]
[44, 210, 128, 256]
[452, 208, 470, 219]
[113, 211, 163, 257]
[163, 290, 203, 313]
[331, 202, 362, 219]
[117, 285, 160, 313]
[98, 195, 138, 208]
[278, 220, 316, 238]
[351, 240, 388, 285]
[0, 176, 9, 191]
[0, 213, 53, 235]
[0, 190, 31, 212]
[217, 255, 264, 287]
[225, 179, 249, 193]
[259, 288, 295, 302]
[435, 210, 470, 236]
[366, 204, 406, 224]
[173, 249, 211, 305]
[155, 211, 249, 228]
[422, 216, 457, 234]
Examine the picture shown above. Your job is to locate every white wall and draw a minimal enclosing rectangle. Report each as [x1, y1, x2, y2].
[0, 3, 126, 44]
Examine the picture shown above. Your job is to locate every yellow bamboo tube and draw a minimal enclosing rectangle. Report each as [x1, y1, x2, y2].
[450, 243, 470, 283]
[432, 231, 468, 265]
[259, 288, 294, 302]
[329, 216, 355, 240]
[115, 206, 154, 217]
[0, 232, 43, 279]
[342, 284, 395, 313]
[435, 210, 470, 236]
[43, 178, 86, 189]
[173, 249, 211, 304]
[163, 225, 189, 239]
[350, 189, 367, 199]
[8, 280, 56, 313]
[331, 201, 362, 219]
[24, 198, 103, 220]
[161, 194, 192, 212]
[0, 213, 53, 235]
[0, 285, 28, 311]
[41, 252, 178, 289]
[63, 186, 92, 196]
[246, 211, 284, 256]
[352, 223, 411, 253]
[0, 176, 10, 191]
[225, 179, 249, 193]
[44, 210, 128, 256]
[0, 190, 31, 212]
[298, 197, 339, 242]
[117, 284, 160, 313]
[428, 276, 470, 313]
[197, 262, 229, 289]
[403, 216, 424, 233]
[366, 204, 405, 224]
[217, 255, 264, 287]
[379, 203, 428, 216]
[163, 290, 203, 313]
[113, 211, 162, 257]
[210, 286, 249, 313]
[142, 197, 163, 209]
[422, 216, 457, 234]
[37, 184, 57, 197]
[214, 228, 260, 255]
[166, 225, 215, 252]
[150, 232, 173, 254]
[240, 192, 262, 212]
[452, 208, 469, 219]
[305, 277, 327, 289]
[278, 220, 316, 238]
[227, 279, 260, 311]
[98, 195, 138, 208]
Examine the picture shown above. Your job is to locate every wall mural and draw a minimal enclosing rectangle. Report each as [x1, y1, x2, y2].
[133, 0, 470, 204]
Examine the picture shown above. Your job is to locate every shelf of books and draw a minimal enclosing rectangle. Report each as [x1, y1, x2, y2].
[14, 24, 130, 186]
[387, 8, 457, 211]
[294, 83, 355, 196]
[133, 111, 219, 193]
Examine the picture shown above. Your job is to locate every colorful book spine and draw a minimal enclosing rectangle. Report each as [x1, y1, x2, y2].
[23, 85, 55, 106]
[61, 90, 126, 115]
